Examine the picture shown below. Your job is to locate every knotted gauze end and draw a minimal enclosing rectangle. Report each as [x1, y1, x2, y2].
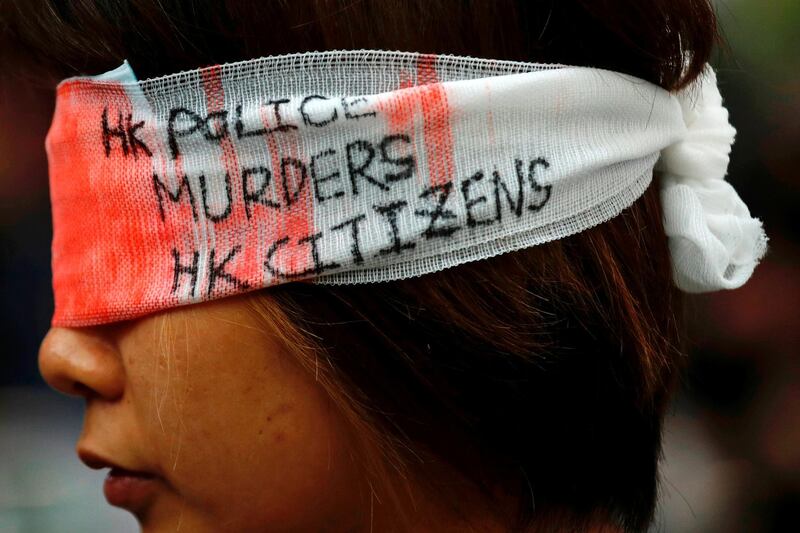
[657, 64, 768, 293]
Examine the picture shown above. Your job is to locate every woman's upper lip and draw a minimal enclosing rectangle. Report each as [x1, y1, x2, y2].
[77, 446, 155, 476]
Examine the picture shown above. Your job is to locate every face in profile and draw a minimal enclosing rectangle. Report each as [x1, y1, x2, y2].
[38, 294, 366, 533]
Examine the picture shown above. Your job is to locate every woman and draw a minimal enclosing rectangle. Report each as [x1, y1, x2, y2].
[4, 1, 765, 531]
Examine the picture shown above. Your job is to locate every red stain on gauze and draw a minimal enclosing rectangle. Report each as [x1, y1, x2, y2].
[200, 66, 262, 285]
[259, 105, 315, 277]
[379, 54, 455, 188]
[46, 82, 170, 325]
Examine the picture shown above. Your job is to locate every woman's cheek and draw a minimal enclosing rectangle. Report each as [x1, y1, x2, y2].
[168, 394, 360, 530]
[125, 342, 363, 530]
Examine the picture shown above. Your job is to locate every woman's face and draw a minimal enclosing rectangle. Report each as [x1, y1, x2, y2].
[38, 295, 365, 533]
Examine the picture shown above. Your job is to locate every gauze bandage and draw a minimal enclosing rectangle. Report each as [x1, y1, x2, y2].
[46, 50, 767, 327]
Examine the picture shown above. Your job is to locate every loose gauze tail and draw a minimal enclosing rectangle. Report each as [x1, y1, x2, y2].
[657, 65, 768, 292]
[45, 50, 767, 327]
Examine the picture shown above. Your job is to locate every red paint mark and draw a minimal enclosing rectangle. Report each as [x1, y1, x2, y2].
[398, 69, 414, 90]
[201, 67, 239, 192]
[417, 55, 455, 188]
[377, 54, 455, 188]
[47, 82, 171, 325]
[200, 67, 263, 287]
[416, 54, 439, 85]
[258, 102, 315, 277]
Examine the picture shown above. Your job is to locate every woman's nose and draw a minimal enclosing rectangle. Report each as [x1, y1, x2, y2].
[38, 327, 125, 400]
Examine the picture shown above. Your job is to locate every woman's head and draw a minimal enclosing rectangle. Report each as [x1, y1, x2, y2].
[6, 0, 723, 531]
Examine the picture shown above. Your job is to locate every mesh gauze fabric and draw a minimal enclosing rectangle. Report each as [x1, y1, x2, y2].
[45, 50, 765, 327]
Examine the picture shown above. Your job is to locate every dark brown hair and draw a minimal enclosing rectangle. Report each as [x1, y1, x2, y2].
[2, 1, 719, 531]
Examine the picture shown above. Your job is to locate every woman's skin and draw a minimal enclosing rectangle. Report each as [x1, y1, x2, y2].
[38, 293, 517, 532]
[39, 295, 368, 532]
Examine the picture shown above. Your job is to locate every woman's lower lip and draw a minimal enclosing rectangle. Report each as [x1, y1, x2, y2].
[103, 468, 158, 511]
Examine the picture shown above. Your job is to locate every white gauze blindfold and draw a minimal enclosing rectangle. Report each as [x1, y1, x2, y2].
[45, 50, 767, 326]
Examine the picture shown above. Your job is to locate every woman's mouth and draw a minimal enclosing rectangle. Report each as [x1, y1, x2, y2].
[103, 467, 158, 511]
[78, 447, 161, 512]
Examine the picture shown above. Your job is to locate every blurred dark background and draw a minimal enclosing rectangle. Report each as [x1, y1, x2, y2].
[1, 0, 798, 531]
